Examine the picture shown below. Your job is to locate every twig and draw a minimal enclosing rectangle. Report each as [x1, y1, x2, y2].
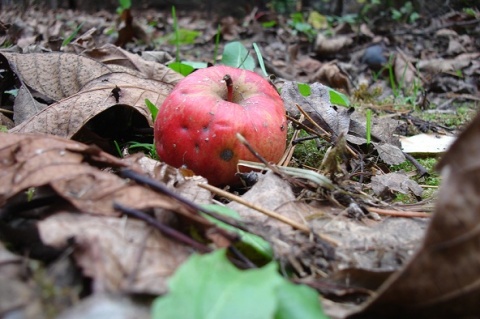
[403, 152, 429, 177]
[120, 169, 250, 231]
[199, 183, 340, 247]
[367, 206, 431, 218]
[114, 202, 211, 253]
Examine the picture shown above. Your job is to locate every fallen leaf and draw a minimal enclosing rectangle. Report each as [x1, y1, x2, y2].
[1, 52, 112, 102]
[82, 44, 184, 83]
[371, 172, 423, 198]
[38, 212, 191, 294]
[0, 133, 186, 216]
[314, 33, 353, 56]
[10, 72, 174, 141]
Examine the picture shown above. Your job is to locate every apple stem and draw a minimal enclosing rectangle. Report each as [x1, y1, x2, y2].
[223, 74, 233, 102]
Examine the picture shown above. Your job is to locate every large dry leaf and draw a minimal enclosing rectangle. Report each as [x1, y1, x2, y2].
[349, 111, 480, 318]
[1, 52, 112, 101]
[82, 44, 184, 84]
[38, 212, 191, 294]
[10, 72, 174, 138]
[0, 133, 185, 216]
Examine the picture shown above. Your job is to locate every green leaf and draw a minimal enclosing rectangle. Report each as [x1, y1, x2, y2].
[168, 62, 195, 76]
[201, 204, 273, 261]
[253, 43, 268, 77]
[275, 281, 328, 319]
[297, 83, 311, 97]
[181, 60, 208, 70]
[221, 41, 255, 70]
[152, 250, 282, 319]
[119, 0, 131, 9]
[144, 98, 158, 122]
[62, 22, 84, 47]
[327, 87, 350, 107]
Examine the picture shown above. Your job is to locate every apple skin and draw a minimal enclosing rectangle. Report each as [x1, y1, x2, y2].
[154, 65, 287, 186]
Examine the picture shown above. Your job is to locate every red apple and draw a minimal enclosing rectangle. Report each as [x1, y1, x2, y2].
[154, 65, 287, 186]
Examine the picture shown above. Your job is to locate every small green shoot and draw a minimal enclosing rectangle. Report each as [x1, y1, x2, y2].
[116, 0, 131, 14]
[113, 140, 123, 157]
[261, 20, 277, 28]
[221, 41, 255, 70]
[62, 22, 84, 47]
[26, 187, 35, 202]
[0, 125, 7, 133]
[172, 6, 180, 62]
[144, 98, 158, 122]
[366, 109, 372, 145]
[128, 142, 158, 159]
[253, 43, 268, 77]
[5, 89, 18, 97]
[213, 24, 221, 64]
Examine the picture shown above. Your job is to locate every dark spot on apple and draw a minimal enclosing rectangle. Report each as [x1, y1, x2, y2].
[181, 125, 188, 131]
[203, 125, 209, 131]
[220, 149, 234, 162]
[281, 124, 285, 131]
[195, 144, 200, 153]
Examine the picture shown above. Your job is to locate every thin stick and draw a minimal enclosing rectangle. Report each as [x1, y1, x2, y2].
[367, 206, 431, 218]
[199, 183, 340, 247]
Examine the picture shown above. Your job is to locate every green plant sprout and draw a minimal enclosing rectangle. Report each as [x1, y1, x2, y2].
[116, 0, 131, 14]
[172, 6, 180, 62]
[213, 24, 221, 64]
[144, 99, 158, 122]
[253, 43, 268, 77]
[62, 22, 84, 47]
[366, 109, 372, 145]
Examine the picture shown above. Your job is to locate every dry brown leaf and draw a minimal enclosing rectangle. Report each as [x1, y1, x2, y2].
[82, 44, 184, 84]
[1, 52, 112, 101]
[38, 212, 191, 294]
[314, 33, 353, 56]
[0, 132, 186, 216]
[310, 61, 352, 94]
[394, 51, 419, 91]
[13, 84, 48, 124]
[349, 111, 480, 318]
[371, 172, 423, 198]
[10, 72, 174, 138]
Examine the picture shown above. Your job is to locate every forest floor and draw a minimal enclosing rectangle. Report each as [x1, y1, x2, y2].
[0, 3, 479, 319]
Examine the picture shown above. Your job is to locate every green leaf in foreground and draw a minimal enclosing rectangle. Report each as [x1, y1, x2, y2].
[221, 41, 255, 70]
[327, 87, 350, 107]
[145, 98, 158, 122]
[152, 249, 326, 319]
[201, 204, 273, 261]
[168, 62, 195, 76]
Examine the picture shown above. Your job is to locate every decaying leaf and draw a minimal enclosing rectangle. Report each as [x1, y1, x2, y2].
[38, 212, 191, 294]
[1, 52, 112, 102]
[349, 111, 480, 318]
[10, 72, 174, 142]
[81, 44, 184, 84]
[314, 33, 353, 56]
[371, 172, 423, 198]
[0, 133, 187, 216]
